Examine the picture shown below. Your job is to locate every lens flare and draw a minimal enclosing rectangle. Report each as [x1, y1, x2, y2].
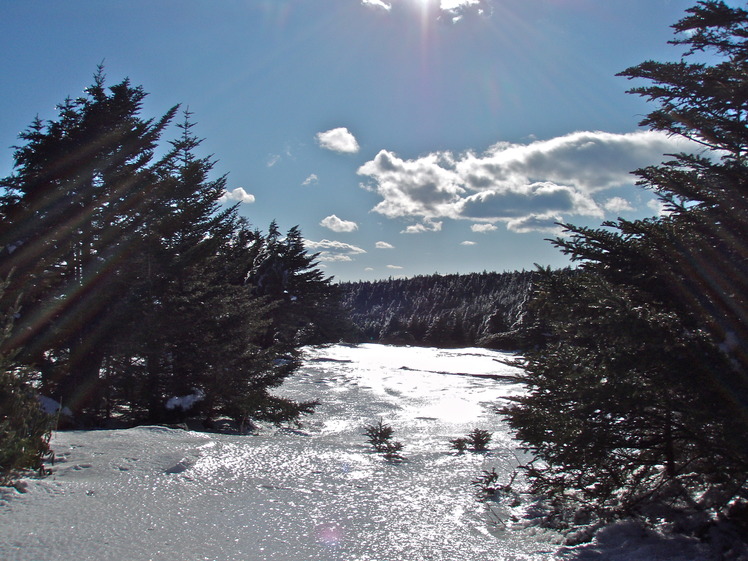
[315, 522, 344, 547]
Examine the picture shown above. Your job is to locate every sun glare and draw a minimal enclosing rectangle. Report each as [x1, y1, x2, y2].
[408, 0, 438, 11]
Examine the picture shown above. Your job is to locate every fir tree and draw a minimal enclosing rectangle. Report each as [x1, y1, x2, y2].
[249, 222, 350, 348]
[0, 279, 53, 486]
[506, 1, 748, 524]
[0, 69, 325, 429]
[0, 65, 178, 416]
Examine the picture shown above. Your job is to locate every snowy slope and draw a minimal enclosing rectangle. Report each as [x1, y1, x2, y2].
[0, 344, 709, 561]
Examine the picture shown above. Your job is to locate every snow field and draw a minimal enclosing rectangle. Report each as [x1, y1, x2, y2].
[0, 344, 711, 560]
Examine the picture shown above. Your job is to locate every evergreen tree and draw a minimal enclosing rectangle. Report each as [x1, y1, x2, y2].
[0, 69, 325, 429]
[249, 222, 350, 347]
[116, 109, 243, 422]
[0, 65, 177, 416]
[506, 1, 748, 525]
[0, 278, 52, 486]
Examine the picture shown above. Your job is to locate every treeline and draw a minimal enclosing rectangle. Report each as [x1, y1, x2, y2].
[338, 271, 536, 349]
[0, 67, 347, 446]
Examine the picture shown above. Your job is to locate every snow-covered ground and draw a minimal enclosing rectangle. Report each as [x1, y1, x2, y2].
[0, 344, 710, 560]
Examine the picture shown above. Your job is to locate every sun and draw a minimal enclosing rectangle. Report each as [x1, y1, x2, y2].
[407, 0, 440, 18]
[408, 0, 439, 10]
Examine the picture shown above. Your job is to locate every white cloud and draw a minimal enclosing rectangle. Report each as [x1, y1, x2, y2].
[460, 240, 477, 246]
[401, 221, 443, 234]
[471, 223, 497, 233]
[441, 0, 481, 11]
[387, 264, 403, 269]
[365, 267, 375, 271]
[320, 214, 359, 232]
[358, 130, 698, 233]
[375, 241, 395, 249]
[362, 0, 391, 10]
[507, 213, 564, 234]
[219, 187, 255, 204]
[456, 130, 691, 194]
[647, 198, 672, 217]
[302, 174, 319, 186]
[458, 181, 603, 221]
[359, 150, 464, 221]
[305, 239, 366, 262]
[267, 154, 281, 167]
[316, 127, 360, 154]
[604, 196, 634, 213]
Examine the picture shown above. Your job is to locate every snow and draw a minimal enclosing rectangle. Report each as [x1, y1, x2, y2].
[37, 395, 72, 417]
[165, 389, 205, 411]
[1, 344, 710, 561]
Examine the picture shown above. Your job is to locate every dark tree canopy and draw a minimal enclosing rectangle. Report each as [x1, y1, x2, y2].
[0, 278, 53, 486]
[0, 67, 334, 437]
[506, 0, 748, 531]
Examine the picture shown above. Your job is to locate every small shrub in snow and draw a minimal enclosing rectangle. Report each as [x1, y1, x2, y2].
[451, 429, 492, 452]
[382, 441, 404, 462]
[449, 437, 469, 453]
[467, 429, 492, 451]
[364, 419, 404, 460]
[472, 468, 500, 500]
[472, 468, 520, 504]
[364, 419, 394, 452]
[1, 369, 54, 486]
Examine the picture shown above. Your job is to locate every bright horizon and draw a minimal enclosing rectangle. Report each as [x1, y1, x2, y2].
[0, 0, 716, 281]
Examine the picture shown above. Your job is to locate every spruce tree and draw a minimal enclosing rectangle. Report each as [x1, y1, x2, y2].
[0, 279, 53, 486]
[249, 222, 350, 347]
[506, 1, 748, 524]
[0, 70, 323, 428]
[0, 65, 177, 417]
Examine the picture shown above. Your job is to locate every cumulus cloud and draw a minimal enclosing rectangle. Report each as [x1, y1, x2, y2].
[507, 214, 564, 234]
[219, 187, 255, 204]
[302, 174, 319, 186]
[362, 0, 391, 10]
[375, 241, 395, 249]
[471, 223, 498, 233]
[441, 0, 486, 17]
[458, 181, 603, 220]
[358, 130, 698, 233]
[320, 214, 359, 232]
[305, 239, 367, 262]
[316, 127, 360, 154]
[359, 150, 464, 220]
[604, 196, 634, 213]
[401, 221, 443, 234]
[460, 240, 477, 246]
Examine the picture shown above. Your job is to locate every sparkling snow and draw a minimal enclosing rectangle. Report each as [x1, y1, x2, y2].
[0, 344, 709, 561]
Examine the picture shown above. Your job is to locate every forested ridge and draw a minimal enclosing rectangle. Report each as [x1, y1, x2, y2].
[338, 270, 536, 349]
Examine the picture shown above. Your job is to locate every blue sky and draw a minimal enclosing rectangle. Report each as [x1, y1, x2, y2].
[0, 0, 710, 281]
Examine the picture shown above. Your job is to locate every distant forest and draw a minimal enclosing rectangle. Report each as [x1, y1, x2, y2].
[337, 271, 537, 349]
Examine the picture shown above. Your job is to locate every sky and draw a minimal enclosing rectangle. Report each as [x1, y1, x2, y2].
[0, 0, 717, 282]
